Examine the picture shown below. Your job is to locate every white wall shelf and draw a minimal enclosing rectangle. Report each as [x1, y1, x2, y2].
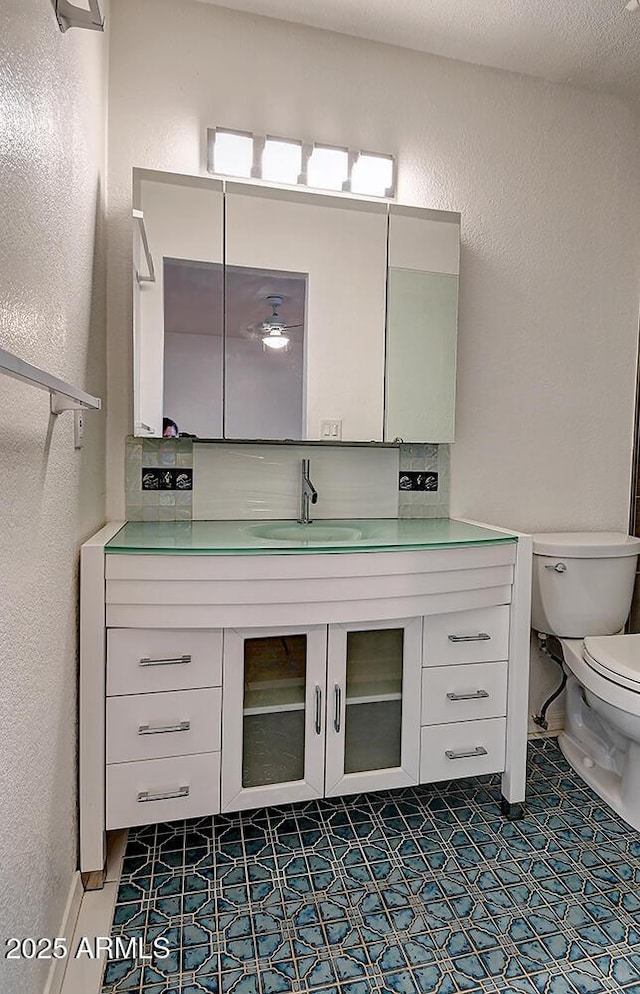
[51, 0, 104, 33]
[0, 346, 102, 415]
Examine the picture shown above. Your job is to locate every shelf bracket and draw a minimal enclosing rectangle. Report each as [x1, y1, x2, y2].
[52, 0, 104, 33]
[50, 391, 94, 415]
[133, 210, 156, 284]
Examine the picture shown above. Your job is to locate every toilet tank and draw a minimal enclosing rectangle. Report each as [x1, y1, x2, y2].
[532, 532, 640, 638]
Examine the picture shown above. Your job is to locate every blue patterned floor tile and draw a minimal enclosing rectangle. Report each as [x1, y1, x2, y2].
[100, 740, 640, 994]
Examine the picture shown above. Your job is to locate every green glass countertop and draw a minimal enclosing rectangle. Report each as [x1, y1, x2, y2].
[106, 518, 517, 555]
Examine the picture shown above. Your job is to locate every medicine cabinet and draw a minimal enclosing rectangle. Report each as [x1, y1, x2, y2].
[132, 169, 459, 443]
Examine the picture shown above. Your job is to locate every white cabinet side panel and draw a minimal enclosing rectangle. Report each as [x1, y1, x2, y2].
[80, 523, 125, 874]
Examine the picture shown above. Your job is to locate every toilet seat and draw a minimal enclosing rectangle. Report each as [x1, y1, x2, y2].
[583, 634, 640, 694]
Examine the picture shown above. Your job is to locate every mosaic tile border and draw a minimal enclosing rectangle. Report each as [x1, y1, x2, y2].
[125, 439, 450, 522]
[126, 438, 193, 521]
[398, 445, 450, 519]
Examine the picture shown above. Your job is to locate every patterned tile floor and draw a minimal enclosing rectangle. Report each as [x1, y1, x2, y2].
[102, 739, 640, 994]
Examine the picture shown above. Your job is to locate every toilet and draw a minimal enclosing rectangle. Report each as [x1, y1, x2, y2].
[532, 531, 640, 828]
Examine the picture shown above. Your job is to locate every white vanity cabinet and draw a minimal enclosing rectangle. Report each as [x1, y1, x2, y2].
[79, 524, 531, 875]
[324, 618, 422, 796]
[221, 617, 423, 813]
[221, 625, 328, 810]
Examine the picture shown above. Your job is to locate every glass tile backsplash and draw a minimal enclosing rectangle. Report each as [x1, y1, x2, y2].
[125, 438, 449, 521]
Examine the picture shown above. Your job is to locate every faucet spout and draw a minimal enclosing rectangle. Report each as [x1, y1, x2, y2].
[298, 458, 318, 524]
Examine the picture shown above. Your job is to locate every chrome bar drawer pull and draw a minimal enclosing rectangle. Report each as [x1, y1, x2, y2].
[445, 746, 488, 760]
[333, 684, 342, 733]
[137, 785, 189, 803]
[138, 720, 191, 736]
[138, 654, 191, 667]
[447, 633, 491, 643]
[314, 685, 322, 735]
[447, 690, 490, 702]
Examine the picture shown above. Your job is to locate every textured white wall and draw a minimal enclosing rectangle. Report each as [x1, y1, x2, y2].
[106, 0, 640, 719]
[0, 3, 108, 992]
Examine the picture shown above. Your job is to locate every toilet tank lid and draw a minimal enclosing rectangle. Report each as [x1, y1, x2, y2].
[532, 532, 640, 558]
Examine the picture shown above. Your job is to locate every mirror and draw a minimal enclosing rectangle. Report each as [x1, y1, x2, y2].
[133, 169, 459, 443]
[162, 259, 307, 439]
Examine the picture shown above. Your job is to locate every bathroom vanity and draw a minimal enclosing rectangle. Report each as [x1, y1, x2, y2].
[79, 518, 532, 875]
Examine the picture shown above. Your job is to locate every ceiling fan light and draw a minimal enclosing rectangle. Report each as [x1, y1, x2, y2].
[262, 329, 290, 351]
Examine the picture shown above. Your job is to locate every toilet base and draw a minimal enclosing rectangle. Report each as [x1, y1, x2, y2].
[558, 730, 640, 831]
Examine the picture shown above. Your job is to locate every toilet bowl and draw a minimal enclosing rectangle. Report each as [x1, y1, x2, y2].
[532, 532, 640, 828]
[559, 635, 640, 828]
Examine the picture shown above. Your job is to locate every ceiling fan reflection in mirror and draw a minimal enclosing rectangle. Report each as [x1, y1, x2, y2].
[248, 295, 303, 352]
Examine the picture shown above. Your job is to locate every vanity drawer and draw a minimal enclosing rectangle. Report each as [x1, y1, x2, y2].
[107, 629, 222, 695]
[107, 688, 221, 763]
[421, 661, 508, 725]
[423, 606, 509, 666]
[420, 717, 506, 783]
[106, 752, 221, 830]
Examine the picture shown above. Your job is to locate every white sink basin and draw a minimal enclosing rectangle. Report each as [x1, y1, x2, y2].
[249, 523, 364, 543]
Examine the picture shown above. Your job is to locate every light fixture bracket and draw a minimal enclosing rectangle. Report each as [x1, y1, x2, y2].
[52, 0, 104, 32]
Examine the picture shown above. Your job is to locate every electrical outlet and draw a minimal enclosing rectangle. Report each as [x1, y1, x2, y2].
[74, 410, 84, 449]
[320, 419, 342, 440]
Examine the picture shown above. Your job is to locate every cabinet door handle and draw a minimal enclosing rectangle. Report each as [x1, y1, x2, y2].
[138, 720, 191, 735]
[446, 690, 490, 701]
[447, 633, 490, 643]
[314, 685, 322, 735]
[333, 684, 342, 733]
[139, 654, 191, 667]
[445, 746, 488, 760]
[137, 785, 189, 803]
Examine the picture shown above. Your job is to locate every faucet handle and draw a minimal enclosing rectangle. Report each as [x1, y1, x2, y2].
[311, 492, 318, 504]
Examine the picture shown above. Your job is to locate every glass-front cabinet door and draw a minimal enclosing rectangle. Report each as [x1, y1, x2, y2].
[325, 618, 422, 796]
[221, 626, 327, 812]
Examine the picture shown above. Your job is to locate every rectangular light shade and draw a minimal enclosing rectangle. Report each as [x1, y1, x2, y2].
[307, 145, 349, 191]
[213, 130, 254, 178]
[351, 153, 394, 197]
[262, 138, 302, 184]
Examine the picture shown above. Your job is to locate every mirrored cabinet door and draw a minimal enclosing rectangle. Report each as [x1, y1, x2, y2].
[133, 172, 224, 438]
[385, 269, 458, 442]
[221, 625, 327, 812]
[384, 208, 460, 443]
[325, 617, 422, 796]
[225, 183, 388, 442]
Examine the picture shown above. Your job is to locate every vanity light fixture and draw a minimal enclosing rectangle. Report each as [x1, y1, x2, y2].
[262, 137, 303, 185]
[207, 127, 396, 198]
[211, 129, 254, 178]
[306, 144, 349, 192]
[351, 152, 395, 197]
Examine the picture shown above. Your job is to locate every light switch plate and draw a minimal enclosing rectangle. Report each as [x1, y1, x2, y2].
[320, 419, 342, 440]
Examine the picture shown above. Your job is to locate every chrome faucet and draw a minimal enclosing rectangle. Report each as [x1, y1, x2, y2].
[298, 458, 318, 524]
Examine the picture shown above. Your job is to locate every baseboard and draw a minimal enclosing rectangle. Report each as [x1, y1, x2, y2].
[42, 872, 84, 994]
